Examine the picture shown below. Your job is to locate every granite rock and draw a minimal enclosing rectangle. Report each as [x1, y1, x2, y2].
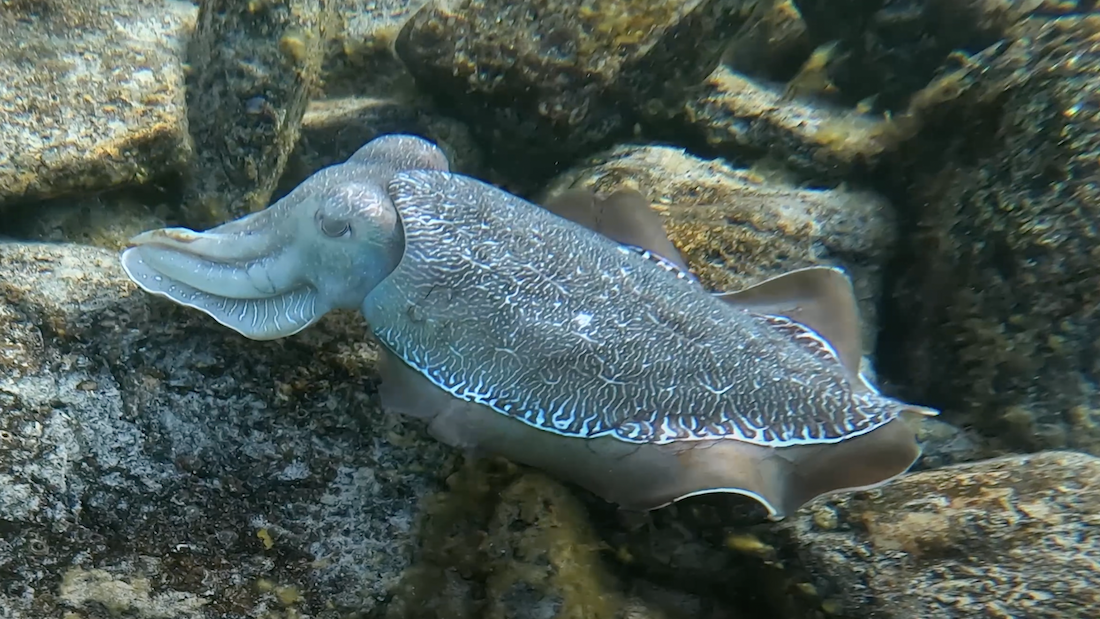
[683, 64, 921, 180]
[384, 457, 742, 619]
[319, 0, 433, 98]
[679, 0, 1049, 180]
[0, 0, 194, 210]
[0, 241, 453, 617]
[779, 450, 1100, 618]
[789, 0, 1044, 112]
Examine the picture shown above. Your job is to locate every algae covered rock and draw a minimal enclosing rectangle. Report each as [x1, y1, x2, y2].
[0, 0, 194, 210]
[881, 14, 1100, 454]
[183, 0, 330, 227]
[541, 144, 897, 352]
[684, 65, 920, 179]
[0, 241, 453, 617]
[385, 458, 740, 619]
[779, 451, 1100, 618]
[680, 0, 1047, 179]
[394, 0, 756, 186]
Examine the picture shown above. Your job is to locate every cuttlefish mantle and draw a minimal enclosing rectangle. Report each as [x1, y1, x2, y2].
[120, 133, 938, 520]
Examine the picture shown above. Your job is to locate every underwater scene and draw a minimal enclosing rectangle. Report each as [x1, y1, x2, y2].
[0, 0, 1098, 617]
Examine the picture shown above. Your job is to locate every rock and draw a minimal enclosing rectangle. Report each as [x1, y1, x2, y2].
[879, 15, 1100, 454]
[394, 0, 756, 188]
[719, 0, 811, 82]
[779, 451, 1100, 618]
[790, 0, 1043, 112]
[182, 0, 330, 227]
[319, 0, 433, 98]
[910, 417, 999, 472]
[683, 65, 919, 179]
[679, 0, 1049, 180]
[276, 96, 484, 198]
[0, 241, 454, 617]
[0, 0, 194, 210]
[0, 187, 173, 251]
[539, 144, 897, 353]
[384, 457, 741, 619]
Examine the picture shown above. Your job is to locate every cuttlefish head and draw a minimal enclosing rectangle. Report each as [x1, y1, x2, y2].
[120, 134, 448, 340]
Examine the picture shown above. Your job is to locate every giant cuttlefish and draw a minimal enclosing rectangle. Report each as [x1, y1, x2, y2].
[120, 134, 937, 519]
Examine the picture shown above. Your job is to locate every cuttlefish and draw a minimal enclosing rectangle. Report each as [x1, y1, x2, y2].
[120, 134, 937, 519]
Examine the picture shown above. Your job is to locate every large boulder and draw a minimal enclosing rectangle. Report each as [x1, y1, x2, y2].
[0, 241, 454, 617]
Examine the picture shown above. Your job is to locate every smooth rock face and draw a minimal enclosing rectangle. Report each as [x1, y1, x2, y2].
[541, 144, 896, 353]
[0, 0, 194, 209]
[0, 242, 452, 617]
[780, 451, 1100, 618]
[394, 0, 754, 185]
[882, 15, 1100, 454]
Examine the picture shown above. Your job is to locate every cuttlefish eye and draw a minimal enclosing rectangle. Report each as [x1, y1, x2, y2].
[316, 211, 352, 238]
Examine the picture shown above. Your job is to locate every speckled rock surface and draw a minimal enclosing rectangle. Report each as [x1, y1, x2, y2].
[779, 450, 1100, 618]
[0, 241, 454, 617]
[0, 0, 194, 210]
[394, 0, 755, 188]
[880, 15, 1100, 455]
[788, 0, 1043, 112]
[182, 0, 330, 227]
[540, 144, 896, 352]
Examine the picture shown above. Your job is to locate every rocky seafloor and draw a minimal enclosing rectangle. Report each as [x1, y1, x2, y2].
[1, 0, 1099, 617]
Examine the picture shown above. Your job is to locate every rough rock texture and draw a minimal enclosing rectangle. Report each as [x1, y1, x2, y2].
[779, 451, 1100, 618]
[540, 144, 897, 353]
[678, 0, 1050, 180]
[0, 241, 454, 617]
[384, 458, 741, 619]
[880, 14, 1100, 455]
[789, 0, 1044, 112]
[182, 0, 330, 227]
[0, 0, 194, 210]
[394, 0, 756, 189]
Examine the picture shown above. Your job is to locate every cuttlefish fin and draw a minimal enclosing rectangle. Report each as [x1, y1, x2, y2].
[376, 345, 490, 459]
[715, 266, 864, 378]
[669, 414, 923, 519]
[541, 188, 690, 272]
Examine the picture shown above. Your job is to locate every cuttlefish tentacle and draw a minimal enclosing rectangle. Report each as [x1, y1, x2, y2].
[119, 134, 938, 519]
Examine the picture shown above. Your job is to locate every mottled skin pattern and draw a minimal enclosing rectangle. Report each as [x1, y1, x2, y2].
[366, 170, 907, 447]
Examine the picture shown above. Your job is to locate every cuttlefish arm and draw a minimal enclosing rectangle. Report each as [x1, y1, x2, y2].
[119, 135, 448, 340]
